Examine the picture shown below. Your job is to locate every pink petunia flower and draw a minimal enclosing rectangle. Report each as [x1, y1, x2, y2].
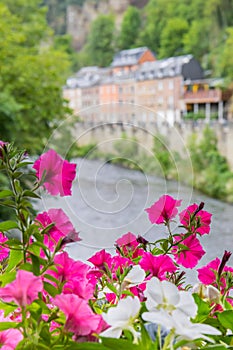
[33, 149, 77, 196]
[197, 258, 220, 285]
[46, 252, 96, 299]
[0, 310, 23, 349]
[139, 252, 177, 279]
[0, 270, 43, 307]
[0, 328, 23, 350]
[35, 208, 80, 254]
[0, 232, 9, 261]
[115, 232, 144, 259]
[197, 257, 233, 291]
[110, 255, 132, 277]
[179, 203, 212, 235]
[47, 251, 88, 283]
[146, 195, 182, 224]
[88, 249, 112, 270]
[54, 293, 101, 336]
[172, 234, 206, 268]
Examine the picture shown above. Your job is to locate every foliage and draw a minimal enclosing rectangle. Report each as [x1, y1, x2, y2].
[84, 14, 115, 67]
[117, 6, 141, 50]
[188, 126, 233, 200]
[112, 133, 141, 170]
[159, 17, 189, 58]
[53, 34, 79, 71]
[138, 0, 233, 78]
[153, 135, 178, 180]
[43, 0, 233, 80]
[217, 27, 233, 81]
[0, 0, 72, 154]
[0, 142, 232, 349]
[184, 112, 206, 120]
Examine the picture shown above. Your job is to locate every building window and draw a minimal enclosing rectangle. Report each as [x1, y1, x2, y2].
[158, 81, 163, 91]
[169, 81, 174, 90]
[158, 96, 163, 105]
[168, 96, 174, 109]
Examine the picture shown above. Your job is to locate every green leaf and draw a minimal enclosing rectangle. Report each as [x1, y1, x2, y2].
[0, 300, 17, 316]
[43, 273, 60, 286]
[105, 282, 118, 295]
[39, 324, 51, 344]
[19, 263, 33, 272]
[218, 311, 233, 331]
[0, 322, 18, 330]
[0, 220, 18, 231]
[23, 190, 41, 199]
[5, 238, 22, 247]
[12, 172, 23, 179]
[202, 346, 229, 349]
[0, 271, 16, 287]
[43, 282, 59, 297]
[66, 343, 108, 350]
[0, 199, 16, 208]
[30, 253, 41, 276]
[16, 161, 33, 169]
[6, 249, 23, 273]
[101, 337, 140, 350]
[193, 293, 210, 322]
[0, 190, 13, 199]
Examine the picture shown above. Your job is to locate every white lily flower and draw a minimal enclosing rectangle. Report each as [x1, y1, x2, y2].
[142, 278, 221, 342]
[101, 296, 141, 340]
[143, 277, 197, 321]
[173, 309, 221, 341]
[122, 265, 146, 288]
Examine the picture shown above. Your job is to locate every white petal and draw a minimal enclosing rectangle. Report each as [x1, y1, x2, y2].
[161, 280, 180, 305]
[125, 265, 146, 285]
[177, 291, 197, 318]
[102, 297, 140, 326]
[171, 313, 221, 341]
[145, 277, 163, 309]
[206, 285, 220, 302]
[193, 323, 221, 336]
[101, 327, 122, 338]
[142, 310, 175, 329]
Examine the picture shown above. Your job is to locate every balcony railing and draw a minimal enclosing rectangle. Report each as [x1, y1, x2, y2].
[183, 89, 222, 103]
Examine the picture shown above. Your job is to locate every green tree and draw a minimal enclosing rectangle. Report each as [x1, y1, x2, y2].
[217, 27, 233, 79]
[138, 0, 167, 53]
[188, 127, 233, 199]
[85, 14, 115, 67]
[0, 1, 71, 154]
[117, 6, 141, 50]
[183, 20, 210, 61]
[153, 135, 174, 180]
[159, 18, 189, 58]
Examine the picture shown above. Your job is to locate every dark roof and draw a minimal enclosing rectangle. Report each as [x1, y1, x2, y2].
[137, 55, 203, 80]
[111, 47, 153, 68]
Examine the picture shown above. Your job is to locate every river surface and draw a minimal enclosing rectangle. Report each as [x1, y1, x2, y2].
[40, 159, 233, 283]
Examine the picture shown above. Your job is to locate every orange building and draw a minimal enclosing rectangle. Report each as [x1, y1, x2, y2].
[111, 47, 156, 76]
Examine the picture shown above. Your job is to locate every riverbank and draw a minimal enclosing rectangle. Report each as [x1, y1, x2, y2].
[74, 127, 233, 203]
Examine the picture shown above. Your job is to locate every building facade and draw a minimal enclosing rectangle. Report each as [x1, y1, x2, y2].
[63, 47, 232, 124]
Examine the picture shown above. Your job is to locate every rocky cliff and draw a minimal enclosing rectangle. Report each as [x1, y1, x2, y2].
[67, 0, 148, 50]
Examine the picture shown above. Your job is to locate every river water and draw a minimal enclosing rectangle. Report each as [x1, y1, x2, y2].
[40, 158, 233, 283]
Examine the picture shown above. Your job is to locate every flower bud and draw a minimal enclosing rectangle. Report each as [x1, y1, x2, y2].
[206, 285, 220, 303]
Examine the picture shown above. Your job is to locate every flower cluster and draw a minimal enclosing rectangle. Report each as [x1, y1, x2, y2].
[0, 141, 232, 349]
